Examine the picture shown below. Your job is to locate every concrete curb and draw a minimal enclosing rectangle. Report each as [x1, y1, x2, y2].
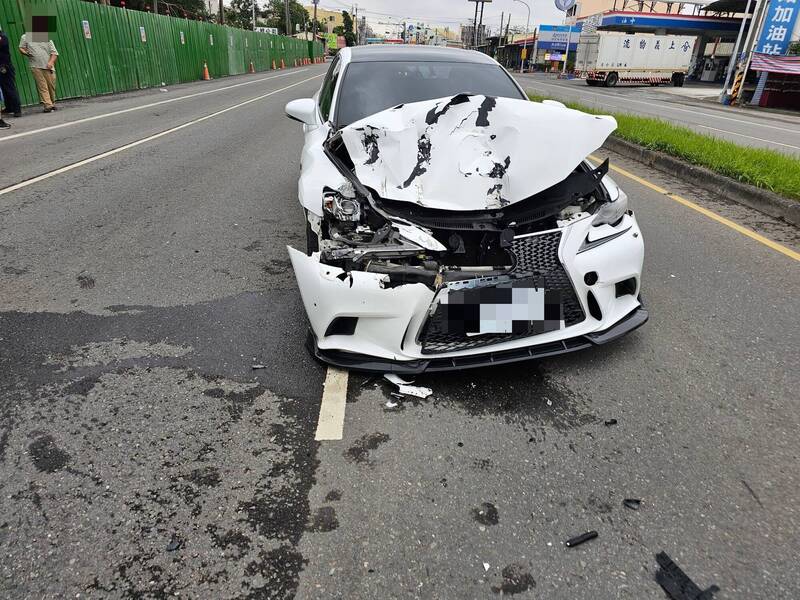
[601, 136, 800, 227]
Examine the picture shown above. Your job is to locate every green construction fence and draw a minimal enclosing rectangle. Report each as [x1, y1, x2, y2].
[0, 0, 325, 107]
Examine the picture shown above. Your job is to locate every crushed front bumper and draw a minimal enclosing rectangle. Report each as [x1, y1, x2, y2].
[288, 211, 646, 372]
[306, 306, 648, 373]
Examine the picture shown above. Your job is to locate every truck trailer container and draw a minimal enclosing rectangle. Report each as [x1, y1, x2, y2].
[575, 32, 697, 87]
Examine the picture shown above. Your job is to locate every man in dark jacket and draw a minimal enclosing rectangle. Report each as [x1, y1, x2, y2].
[0, 27, 22, 118]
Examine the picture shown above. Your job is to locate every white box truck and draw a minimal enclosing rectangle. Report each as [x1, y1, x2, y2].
[575, 32, 697, 87]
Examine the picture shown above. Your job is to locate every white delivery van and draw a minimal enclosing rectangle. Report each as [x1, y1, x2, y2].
[575, 32, 697, 87]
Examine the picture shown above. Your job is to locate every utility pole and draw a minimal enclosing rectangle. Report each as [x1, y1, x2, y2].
[719, 0, 753, 103]
[478, 1, 485, 47]
[219, 0, 224, 24]
[153, 0, 158, 15]
[285, 0, 291, 36]
[514, 0, 531, 73]
[313, 0, 319, 42]
[472, 0, 479, 47]
[252, 0, 257, 30]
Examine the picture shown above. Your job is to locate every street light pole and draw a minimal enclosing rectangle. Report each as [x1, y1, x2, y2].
[313, 0, 319, 42]
[514, 0, 531, 74]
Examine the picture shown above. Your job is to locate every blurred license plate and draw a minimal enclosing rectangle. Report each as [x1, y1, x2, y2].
[436, 283, 563, 336]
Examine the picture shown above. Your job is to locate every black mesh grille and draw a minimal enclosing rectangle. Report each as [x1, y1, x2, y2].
[418, 231, 584, 354]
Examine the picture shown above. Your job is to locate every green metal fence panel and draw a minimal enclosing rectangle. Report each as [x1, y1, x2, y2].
[1, 0, 324, 108]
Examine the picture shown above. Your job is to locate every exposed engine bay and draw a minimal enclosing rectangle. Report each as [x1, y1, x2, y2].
[313, 94, 625, 291]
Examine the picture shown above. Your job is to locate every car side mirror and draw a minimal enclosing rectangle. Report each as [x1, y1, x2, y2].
[285, 98, 318, 126]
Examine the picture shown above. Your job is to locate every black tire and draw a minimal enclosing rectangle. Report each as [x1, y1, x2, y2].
[306, 219, 319, 254]
[605, 72, 618, 87]
[671, 72, 685, 87]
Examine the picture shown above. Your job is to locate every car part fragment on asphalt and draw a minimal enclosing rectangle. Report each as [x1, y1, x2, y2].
[383, 374, 432, 399]
[604, 418, 618, 426]
[565, 530, 598, 547]
[165, 536, 182, 552]
[655, 551, 720, 600]
[251, 364, 267, 370]
[623, 498, 642, 510]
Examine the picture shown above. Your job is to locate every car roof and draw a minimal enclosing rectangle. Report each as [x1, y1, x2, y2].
[343, 45, 498, 65]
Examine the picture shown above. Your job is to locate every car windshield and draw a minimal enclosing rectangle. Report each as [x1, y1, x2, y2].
[334, 61, 525, 127]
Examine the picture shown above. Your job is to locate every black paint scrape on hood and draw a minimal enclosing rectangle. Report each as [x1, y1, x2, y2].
[340, 94, 617, 211]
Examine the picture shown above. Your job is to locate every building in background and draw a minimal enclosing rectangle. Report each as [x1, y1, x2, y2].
[304, 5, 344, 34]
[461, 23, 487, 48]
[573, 0, 692, 19]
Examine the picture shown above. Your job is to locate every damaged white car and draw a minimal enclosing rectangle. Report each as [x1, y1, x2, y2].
[285, 46, 646, 373]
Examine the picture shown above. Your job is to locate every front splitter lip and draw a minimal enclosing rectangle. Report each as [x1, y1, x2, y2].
[306, 306, 649, 374]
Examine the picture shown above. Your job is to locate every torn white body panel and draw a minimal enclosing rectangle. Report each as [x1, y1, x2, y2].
[383, 374, 433, 399]
[340, 95, 617, 211]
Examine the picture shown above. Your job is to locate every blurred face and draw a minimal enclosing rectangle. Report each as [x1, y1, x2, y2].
[26, 10, 57, 42]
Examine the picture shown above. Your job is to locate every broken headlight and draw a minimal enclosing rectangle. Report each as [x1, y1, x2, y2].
[323, 190, 361, 222]
[592, 188, 628, 227]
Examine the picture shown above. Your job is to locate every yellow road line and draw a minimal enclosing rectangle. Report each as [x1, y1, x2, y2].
[589, 154, 800, 262]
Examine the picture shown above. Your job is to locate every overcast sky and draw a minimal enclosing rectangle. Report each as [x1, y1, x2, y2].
[310, 0, 566, 34]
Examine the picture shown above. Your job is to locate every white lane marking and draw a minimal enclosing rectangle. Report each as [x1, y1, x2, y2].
[0, 74, 323, 200]
[315, 367, 349, 441]
[524, 78, 800, 134]
[694, 124, 800, 151]
[0, 68, 312, 143]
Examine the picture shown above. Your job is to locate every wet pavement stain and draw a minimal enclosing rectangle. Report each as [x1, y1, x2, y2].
[367, 361, 600, 432]
[262, 259, 290, 275]
[62, 375, 101, 396]
[306, 506, 339, 533]
[325, 489, 342, 501]
[491, 563, 537, 595]
[0, 291, 325, 599]
[472, 502, 499, 526]
[344, 432, 391, 465]
[28, 434, 71, 473]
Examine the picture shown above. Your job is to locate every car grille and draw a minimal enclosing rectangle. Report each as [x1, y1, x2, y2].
[418, 231, 585, 354]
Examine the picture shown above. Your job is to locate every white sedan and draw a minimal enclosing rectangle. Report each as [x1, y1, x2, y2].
[284, 45, 646, 373]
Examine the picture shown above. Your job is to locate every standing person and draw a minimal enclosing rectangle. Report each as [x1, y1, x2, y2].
[19, 31, 58, 113]
[0, 26, 21, 118]
[0, 87, 10, 128]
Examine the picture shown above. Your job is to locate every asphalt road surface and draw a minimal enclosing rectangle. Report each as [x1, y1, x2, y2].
[1, 64, 799, 599]
[514, 73, 800, 156]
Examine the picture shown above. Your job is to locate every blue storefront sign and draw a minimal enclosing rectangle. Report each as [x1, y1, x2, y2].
[755, 0, 799, 55]
[537, 24, 583, 52]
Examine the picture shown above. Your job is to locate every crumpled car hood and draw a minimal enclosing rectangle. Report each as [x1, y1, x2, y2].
[340, 94, 617, 211]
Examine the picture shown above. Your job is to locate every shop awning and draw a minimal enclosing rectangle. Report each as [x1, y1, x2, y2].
[751, 53, 800, 75]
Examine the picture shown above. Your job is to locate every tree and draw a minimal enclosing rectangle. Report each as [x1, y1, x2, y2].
[261, 0, 310, 35]
[85, 0, 210, 19]
[341, 11, 355, 47]
[227, 0, 255, 29]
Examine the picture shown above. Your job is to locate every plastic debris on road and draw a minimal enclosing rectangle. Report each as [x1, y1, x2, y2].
[383, 374, 432, 399]
[623, 498, 642, 510]
[655, 551, 720, 600]
[565, 531, 598, 547]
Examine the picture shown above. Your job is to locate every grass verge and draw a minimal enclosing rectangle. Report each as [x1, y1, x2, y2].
[528, 92, 800, 201]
